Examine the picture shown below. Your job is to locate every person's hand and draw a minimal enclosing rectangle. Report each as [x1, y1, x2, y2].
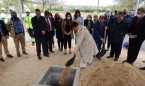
[42, 31, 45, 35]
[101, 38, 105, 43]
[66, 33, 70, 35]
[105, 26, 108, 30]
[129, 35, 137, 39]
[101, 38, 104, 41]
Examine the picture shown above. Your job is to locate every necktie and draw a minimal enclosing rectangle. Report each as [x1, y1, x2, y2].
[136, 18, 141, 26]
[46, 18, 50, 32]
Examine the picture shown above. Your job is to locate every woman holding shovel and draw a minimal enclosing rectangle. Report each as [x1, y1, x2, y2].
[71, 21, 97, 69]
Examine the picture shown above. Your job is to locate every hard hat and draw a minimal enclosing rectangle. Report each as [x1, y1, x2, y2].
[26, 9, 30, 12]
[1, 8, 6, 11]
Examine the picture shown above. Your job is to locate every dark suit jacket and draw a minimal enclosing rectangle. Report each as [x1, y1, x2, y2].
[0, 20, 9, 36]
[110, 20, 128, 43]
[53, 18, 63, 39]
[31, 16, 48, 38]
[93, 21, 105, 42]
[84, 19, 93, 29]
[104, 14, 114, 33]
[128, 16, 145, 40]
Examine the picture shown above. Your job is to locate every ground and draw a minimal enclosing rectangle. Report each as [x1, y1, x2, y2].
[0, 32, 145, 86]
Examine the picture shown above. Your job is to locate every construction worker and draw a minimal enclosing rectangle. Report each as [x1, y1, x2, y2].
[0, 8, 8, 24]
[24, 9, 35, 46]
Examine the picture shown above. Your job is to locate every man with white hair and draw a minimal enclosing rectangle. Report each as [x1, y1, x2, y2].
[104, 8, 114, 50]
[0, 8, 8, 23]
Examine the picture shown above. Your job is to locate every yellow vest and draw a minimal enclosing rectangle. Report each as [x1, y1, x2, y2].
[24, 15, 33, 29]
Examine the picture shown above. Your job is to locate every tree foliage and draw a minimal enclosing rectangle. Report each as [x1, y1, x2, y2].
[114, 0, 145, 10]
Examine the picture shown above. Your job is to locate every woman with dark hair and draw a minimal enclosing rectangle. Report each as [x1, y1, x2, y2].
[71, 21, 97, 68]
[62, 12, 72, 54]
[73, 10, 84, 25]
[84, 14, 94, 34]
[53, 13, 63, 52]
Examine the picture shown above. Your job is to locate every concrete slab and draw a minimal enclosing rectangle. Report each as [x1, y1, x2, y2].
[33, 65, 80, 86]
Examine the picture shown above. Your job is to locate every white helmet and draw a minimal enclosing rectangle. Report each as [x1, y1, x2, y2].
[1, 8, 6, 11]
[26, 9, 30, 12]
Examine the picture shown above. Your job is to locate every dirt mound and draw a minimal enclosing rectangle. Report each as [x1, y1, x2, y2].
[87, 63, 145, 86]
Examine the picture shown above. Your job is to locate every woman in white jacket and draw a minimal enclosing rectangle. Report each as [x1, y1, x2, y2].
[71, 22, 98, 68]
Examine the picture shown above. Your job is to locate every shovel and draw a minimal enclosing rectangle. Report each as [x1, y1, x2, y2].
[99, 27, 107, 58]
[58, 54, 76, 86]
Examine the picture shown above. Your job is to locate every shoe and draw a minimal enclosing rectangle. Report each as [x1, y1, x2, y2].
[38, 56, 42, 60]
[17, 54, 21, 57]
[107, 48, 109, 51]
[114, 58, 118, 61]
[44, 54, 49, 57]
[69, 51, 72, 54]
[122, 60, 127, 63]
[32, 43, 35, 46]
[96, 53, 101, 60]
[93, 55, 96, 58]
[60, 49, 63, 52]
[50, 50, 55, 53]
[7, 54, 13, 58]
[139, 67, 145, 70]
[107, 56, 113, 58]
[142, 60, 145, 63]
[81, 67, 86, 69]
[23, 51, 28, 55]
[0, 58, 5, 62]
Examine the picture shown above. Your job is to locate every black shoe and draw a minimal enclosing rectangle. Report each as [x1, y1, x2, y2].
[122, 60, 127, 63]
[107, 56, 113, 58]
[96, 53, 101, 60]
[23, 51, 28, 55]
[114, 58, 118, 61]
[107, 48, 109, 51]
[139, 67, 145, 70]
[50, 50, 55, 53]
[32, 42, 35, 46]
[44, 54, 49, 57]
[17, 54, 21, 57]
[142, 60, 145, 63]
[7, 54, 13, 58]
[0, 58, 5, 62]
[38, 56, 42, 60]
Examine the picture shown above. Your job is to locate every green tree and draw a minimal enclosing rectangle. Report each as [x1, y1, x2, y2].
[21, 0, 27, 12]
[114, 0, 145, 10]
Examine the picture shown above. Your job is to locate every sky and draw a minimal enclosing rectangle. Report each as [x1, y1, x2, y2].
[64, 0, 115, 6]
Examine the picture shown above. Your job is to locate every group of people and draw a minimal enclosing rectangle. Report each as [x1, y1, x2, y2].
[0, 7, 145, 69]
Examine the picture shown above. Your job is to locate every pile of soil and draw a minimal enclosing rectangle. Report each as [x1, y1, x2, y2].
[87, 63, 145, 86]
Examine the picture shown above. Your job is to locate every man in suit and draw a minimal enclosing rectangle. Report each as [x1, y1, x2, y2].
[123, 8, 145, 65]
[44, 11, 55, 53]
[0, 21, 4, 62]
[0, 19, 13, 60]
[31, 9, 49, 60]
[93, 15, 106, 59]
[104, 8, 114, 50]
[123, 8, 133, 27]
[107, 12, 128, 61]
